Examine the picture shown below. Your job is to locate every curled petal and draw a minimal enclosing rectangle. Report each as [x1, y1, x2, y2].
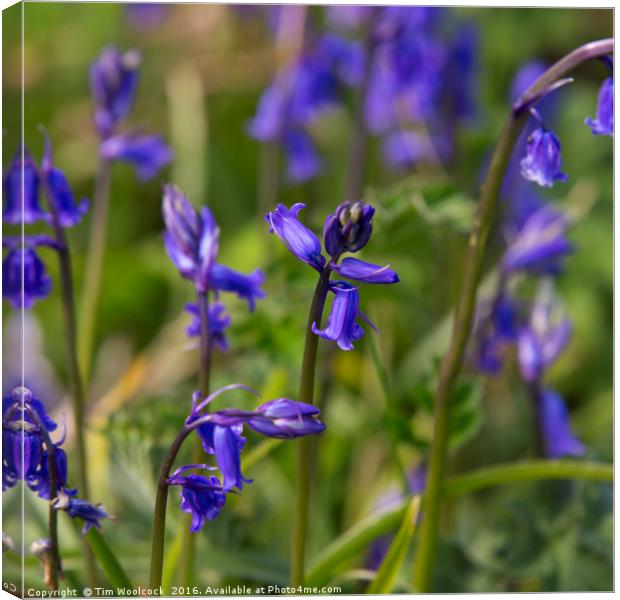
[331, 257, 399, 284]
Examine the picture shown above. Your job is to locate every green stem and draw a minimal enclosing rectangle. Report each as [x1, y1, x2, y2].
[412, 38, 614, 593]
[84, 530, 133, 591]
[307, 459, 612, 587]
[78, 158, 111, 384]
[290, 266, 332, 587]
[149, 426, 192, 590]
[178, 291, 211, 585]
[39, 167, 99, 586]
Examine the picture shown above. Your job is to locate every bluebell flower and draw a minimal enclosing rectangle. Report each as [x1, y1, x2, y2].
[3, 246, 52, 309]
[517, 294, 572, 383]
[52, 493, 112, 533]
[100, 133, 172, 181]
[282, 130, 322, 183]
[331, 257, 399, 284]
[2, 387, 58, 494]
[185, 302, 231, 351]
[162, 185, 220, 292]
[247, 399, 326, 438]
[125, 3, 168, 30]
[210, 264, 266, 311]
[248, 33, 361, 183]
[539, 389, 585, 458]
[520, 127, 567, 188]
[265, 203, 326, 272]
[266, 201, 398, 350]
[323, 201, 375, 258]
[3, 149, 49, 225]
[41, 134, 89, 227]
[168, 468, 226, 532]
[585, 76, 613, 136]
[475, 291, 520, 375]
[90, 46, 140, 137]
[502, 205, 572, 275]
[312, 281, 371, 351]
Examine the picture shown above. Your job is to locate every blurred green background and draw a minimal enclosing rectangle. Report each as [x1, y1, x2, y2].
[2, 4, 612, 593]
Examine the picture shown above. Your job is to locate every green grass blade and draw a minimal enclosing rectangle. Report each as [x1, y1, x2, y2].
[367, 496, 421, 594]
[84, 529, 133, 591]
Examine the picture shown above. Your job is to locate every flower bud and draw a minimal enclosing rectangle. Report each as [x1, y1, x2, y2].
[323, 200, 375, 258]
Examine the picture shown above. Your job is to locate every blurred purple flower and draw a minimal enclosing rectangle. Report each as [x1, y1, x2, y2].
[282, 130, 322, 183]
[539, 389, 585, 458]
[125, 3, 168, 30]
[41, 134, 89, 227]
[502, 205, 572, 275]
[248, 399, 326, 439]
[585, 76, 613, 136]
[3, 149, 49, 225]
[3, 246, 52, 309]
[53, 494, 111, 534]
[90, 46, 141, 138]
[100, 133, 172, 181]
[210, 264, 265, 311]
[185, 302, 231, 351]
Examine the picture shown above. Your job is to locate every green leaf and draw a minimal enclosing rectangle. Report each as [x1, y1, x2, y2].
[367, 496, 421, 594]
[84, 529, 133, 591]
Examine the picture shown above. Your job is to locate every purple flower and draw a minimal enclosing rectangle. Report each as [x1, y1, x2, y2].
[211, 264, 266, 311]
[312, 281, 374, 351]
[247, 399, 326, 438]
[125, 3, 168, 30]
[585, 76, 613, 136]
[517, 293, 572, 383]
[168, 469, 226, 532]
[162, 185, 220, 292]
[502, 205, 572, 275]
[3, 149, 49, 225]
[53, 493, 111, 534]
[185, 302, 231, 351]
[323, 201, 375, 258]
[520, 127, 567, 188]
[31, 447, 76, 501]
[100, 133, 172, 181]
[283, 130, 322, 183]
[41, 134, 89, 227]
[330, 257, 399, 284]
[381, 130, 432, 169]
[3, 246, 52, 309]
[90, 46, 140, 137]
[539, 389, 585, 458]
[265, 203, 326, 272]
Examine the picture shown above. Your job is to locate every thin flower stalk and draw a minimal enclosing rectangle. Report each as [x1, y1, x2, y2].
[412, 38, 613, 593]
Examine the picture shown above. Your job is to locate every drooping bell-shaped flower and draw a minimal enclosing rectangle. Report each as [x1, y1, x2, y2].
[100, 133, 172, 181]
[168, 468, 226, 532]
[247, 399, 326, 438]
[265, 203, 326, 272]
[502, 205, 572, 275]
[52, 493, 112, 534]
[539, 389, 585, 458]
[323, 200, 375, 259]
[41, 134, 89, 228]
[585, 76, 613, 136]
[520, 127, 567, 188]
[3, 149, 49, 225]
[3, 246, 52, 309]
[90, 46, 141, 137]
[312, 281, 374, 351]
